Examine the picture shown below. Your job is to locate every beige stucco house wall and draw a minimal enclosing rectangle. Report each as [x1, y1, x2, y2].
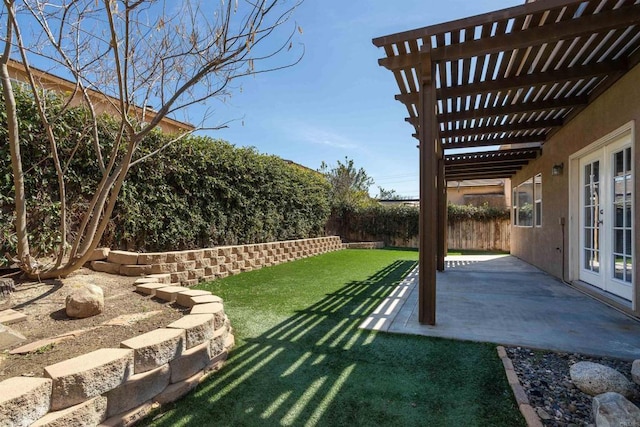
[511, 63, 639, 317]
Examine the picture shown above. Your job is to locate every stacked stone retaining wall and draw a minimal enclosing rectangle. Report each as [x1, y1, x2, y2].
[90, 236, 344, 285]
[0, 284, 233, 427]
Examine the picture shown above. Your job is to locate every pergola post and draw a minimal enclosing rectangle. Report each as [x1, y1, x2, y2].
[418, 48, 438, 325]
[437, 157, 446, 272]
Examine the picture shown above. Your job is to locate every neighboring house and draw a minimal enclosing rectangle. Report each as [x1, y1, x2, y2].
[375, 0, 640, 322]
[447, 179, 511, 208]
[5, 59, 194, 134]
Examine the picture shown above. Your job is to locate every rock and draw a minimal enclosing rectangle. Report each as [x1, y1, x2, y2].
[570, 362, 636, 398]
[592, 392, 640, 427]
[0, 323, 26, 350]
[65, 283, 104, 319]
[632, 360, 640, 386]
[537, 407, 553, 420]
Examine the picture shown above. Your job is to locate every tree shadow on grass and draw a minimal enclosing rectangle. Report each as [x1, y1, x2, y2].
[145, 260, 523, 427]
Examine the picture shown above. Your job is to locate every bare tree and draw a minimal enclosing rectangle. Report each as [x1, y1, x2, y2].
[0, 0, 304, 279]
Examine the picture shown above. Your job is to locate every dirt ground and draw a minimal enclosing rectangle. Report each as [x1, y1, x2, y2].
[0, 268, 188, 380]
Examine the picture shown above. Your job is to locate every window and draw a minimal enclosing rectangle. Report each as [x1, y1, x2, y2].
[534, 174, 542, 227]
[513, 175, 542, 227]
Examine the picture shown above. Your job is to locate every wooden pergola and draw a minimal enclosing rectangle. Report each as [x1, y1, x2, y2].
[373, 0, 640, 324]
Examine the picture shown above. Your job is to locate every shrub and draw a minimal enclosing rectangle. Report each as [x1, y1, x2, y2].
[0, 88, 331, 260]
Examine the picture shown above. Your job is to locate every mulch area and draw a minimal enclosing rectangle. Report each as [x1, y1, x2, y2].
[0, 268, 188, 380]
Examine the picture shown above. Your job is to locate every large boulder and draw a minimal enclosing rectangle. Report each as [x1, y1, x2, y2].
[570, 362, 636, 398]
[632, 360, 640, 386]
[592, 392, 640, 427]
[65, 283, 104, 319]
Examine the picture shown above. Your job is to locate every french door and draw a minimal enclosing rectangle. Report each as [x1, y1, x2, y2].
[579, 134, 633, 300]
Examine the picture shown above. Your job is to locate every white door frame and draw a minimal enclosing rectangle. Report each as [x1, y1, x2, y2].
[568, 121, 636, 308]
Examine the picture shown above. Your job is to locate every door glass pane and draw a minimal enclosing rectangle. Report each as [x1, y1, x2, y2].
[615, 150, 624, 175]
[625, 147, 631, 172]
[584, 249, 592, 270]
[615, 203, 624, 227]
[625, 230, 632, 256]
[593, 161, 599, 183]
[593, 250, 600, 273]
[585, 228, 592, 248]
[626, 260, 633, 283]
[614, 257, 624, 280]
[625, 203, 632, 229]
[614, 229, 624, 254]
[585, 207, 593, 226]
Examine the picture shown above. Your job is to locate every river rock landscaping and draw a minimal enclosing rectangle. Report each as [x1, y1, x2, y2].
[507, 346, 640, 426]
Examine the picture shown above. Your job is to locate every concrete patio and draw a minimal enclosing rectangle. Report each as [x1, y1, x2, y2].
[360, 255, 640, 360]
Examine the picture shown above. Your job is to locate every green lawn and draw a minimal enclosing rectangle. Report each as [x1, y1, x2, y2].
[143, 249, 524, 427]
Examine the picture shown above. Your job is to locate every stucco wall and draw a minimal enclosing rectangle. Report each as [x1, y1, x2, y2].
[510, 63, 640, 311]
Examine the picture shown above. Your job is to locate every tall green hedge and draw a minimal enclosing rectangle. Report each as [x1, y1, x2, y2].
[0, 87, 330, 259]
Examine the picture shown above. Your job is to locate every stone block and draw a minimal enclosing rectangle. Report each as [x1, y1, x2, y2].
[44, 348, 134, 411]
[134, 282, 168, 296]
[120, 328, 185, 373]
[99, 400, 154, 427]
[105, 364, 170, 417]
[150, 263, 178, 274]
[166, 251, 189, 263]
[145, 273, 172, 284]
[203, 350, 229, 377]
[177, 260, 197, 272]
[188, 269, 205, 281]
[0, 308, 27, 325]
[224, 334, 235, 351]
[91, 261, 121, 275]
[88, 248, 110, 261]
[0, 377, 52, 427]
[204, 266, 219, 276]
[0, 323, 26, 350]
[210, 334, 225, 357]
[190, 302, 225, 325]
[154, 286, 186, 303]
[187, 250, 205, 261]
[189, 294, 223, 307]
[154, 371, 203, 406]
[195, 258, 211, 269]
[185, 279, 199, 286]
[137, 252, 167, 265]
[119, 264, 153, 277]
[107, 250, 139, 265]
[167, 314, 215, 348]
[175, 290, 211, 308]
[31, 396, 107, 427]
[170, 271, 189, 284]
[170, 341, 211, 383]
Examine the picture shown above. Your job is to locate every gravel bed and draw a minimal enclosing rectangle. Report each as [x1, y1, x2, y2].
[506, 347, 639, 426]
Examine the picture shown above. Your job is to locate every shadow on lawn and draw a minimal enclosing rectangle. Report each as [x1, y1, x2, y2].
[147, 258, 521, 426]
[147, 260, 416, 425]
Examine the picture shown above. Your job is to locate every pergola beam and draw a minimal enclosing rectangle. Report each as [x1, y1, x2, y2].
[442, 134, 543, 149]
[440, 118, 562, 139]
[432, 4, 640, 62]
[439, 60, 627, 99]
[437, 96, 588, 123]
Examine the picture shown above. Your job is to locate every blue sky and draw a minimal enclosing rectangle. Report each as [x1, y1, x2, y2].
[198, 0, 522, 198]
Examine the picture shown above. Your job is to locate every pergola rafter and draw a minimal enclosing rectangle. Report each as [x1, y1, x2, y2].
[374, 0, 640, 325]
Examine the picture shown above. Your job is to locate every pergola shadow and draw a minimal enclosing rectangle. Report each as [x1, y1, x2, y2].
[362, 255, 640, 360]
[145, 258, 523, 426]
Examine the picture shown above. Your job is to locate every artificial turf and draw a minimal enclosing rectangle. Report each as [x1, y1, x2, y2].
[142, 249, 524, 427]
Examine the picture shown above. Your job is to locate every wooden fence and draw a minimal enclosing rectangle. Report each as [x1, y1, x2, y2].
[447, 219, 510, 252]
[328, 217, 510, 252]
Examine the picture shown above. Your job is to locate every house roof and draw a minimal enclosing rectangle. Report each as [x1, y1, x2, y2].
[6, 59, 195, 134]
[374, 0, 640, 180]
